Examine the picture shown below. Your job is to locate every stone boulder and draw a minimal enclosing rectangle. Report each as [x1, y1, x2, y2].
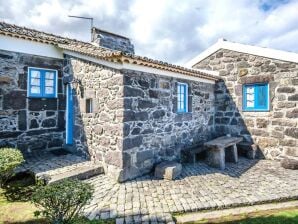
[281, 157, 298, 170]
[154, 161, 182, 180]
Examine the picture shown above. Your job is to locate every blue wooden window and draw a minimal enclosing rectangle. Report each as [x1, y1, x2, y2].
[28, 67, 57, 98]
[243, 83, 269, 111]
[177, 83, 188, 113]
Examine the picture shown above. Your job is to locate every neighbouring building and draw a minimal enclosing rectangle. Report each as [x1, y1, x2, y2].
[0, 22, 218, 182]
[187, 38, 297, 160]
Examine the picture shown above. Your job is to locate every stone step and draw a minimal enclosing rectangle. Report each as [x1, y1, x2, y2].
[281, 156, 298, 170]
[38, 164, 104, 184]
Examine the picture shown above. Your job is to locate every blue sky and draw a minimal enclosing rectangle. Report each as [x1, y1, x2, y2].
[0, 0, 298, 65]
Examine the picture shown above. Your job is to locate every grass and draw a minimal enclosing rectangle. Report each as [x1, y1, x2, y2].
[191, 208, 298, 224]
[0, 174, 115, 224]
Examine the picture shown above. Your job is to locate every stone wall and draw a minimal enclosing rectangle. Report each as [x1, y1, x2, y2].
[91, 27, 134, 54]
[121, 70, 215, 181]
[64, 56, 125, 179]
[0, 49, 65, 156]
[194, 49, 298, 159]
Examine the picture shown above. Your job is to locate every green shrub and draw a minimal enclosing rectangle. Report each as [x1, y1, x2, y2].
[0, 147, 24, 187]
[31, 179, 94, 224]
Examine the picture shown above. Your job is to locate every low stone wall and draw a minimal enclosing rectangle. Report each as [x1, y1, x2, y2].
[121, 70, 215, 181]
[194, 49, 298, 159]
[0, 50, 65, 156]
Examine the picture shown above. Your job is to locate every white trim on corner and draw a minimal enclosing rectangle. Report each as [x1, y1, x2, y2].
[63, 50, 216, 84]
[186, 38, 298, 68]
[0, 35, 63, 59]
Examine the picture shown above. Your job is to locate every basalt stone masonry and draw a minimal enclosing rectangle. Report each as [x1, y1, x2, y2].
[120, 70, 215, 181]
[194, 49, 298, 159]
[64, 55, 125, 180]
[0, 49, 65, 156]
[64, 55, 216, 181]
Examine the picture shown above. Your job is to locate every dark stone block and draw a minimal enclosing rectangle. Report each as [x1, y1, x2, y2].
[3, 90, 26, 110]
[124, 76, 133, 85]
[18, 73, 27, 90]
[48, 138, 63, 148]
[123, 110, 135, 122]
[29, 119, 39, 129]
[58, 95, 66, 110]
[0, 131, 22, 138]
[149, 89, 159, 98]
[0, 53, 13, 59]
[281, 158, 298, 170]
[123, 123, 130, 137]
[18, 110, 27, 131]
[138, 99, 156, 109]
[28, 98, 57, 111]
[58, 79, 63, 94]
[136, 150, 153, 163]
[135, 111, 148, 121]
[288, 94, 298, 101]
[58, 111, 65, 130]
[225, 112, 234, 116]
[277, 87, 295, 93]
[131, 127, 141, 135]
[123, 136, 143, 150]
[123, 152, 131, 167]
[138, 79, 150, 88]
[124, 86, 144, 97]
[230, 118, 237, 125]
[152, 110, 165, 119]
[142, 129, 154, 134]
[124, 98, 132, 110]
[221, 117, 230, 124]
[46, 111, 55, 117]
[42, 118, 56, 128]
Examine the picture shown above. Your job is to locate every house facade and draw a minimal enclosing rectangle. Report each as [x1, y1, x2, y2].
[187, 39, 298, 160]
[0, 22, 218, 181]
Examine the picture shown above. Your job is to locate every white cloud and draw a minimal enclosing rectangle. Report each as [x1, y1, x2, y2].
[0, 0, 298, 65]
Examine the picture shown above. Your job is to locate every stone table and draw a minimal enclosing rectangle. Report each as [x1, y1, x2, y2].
[204, 136, 243, 170]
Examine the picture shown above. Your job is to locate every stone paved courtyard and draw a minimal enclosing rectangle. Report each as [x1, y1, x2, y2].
[83, 158, 298, 224]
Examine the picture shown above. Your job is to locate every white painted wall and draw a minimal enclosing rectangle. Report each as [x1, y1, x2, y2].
[0, 35, 63, 59]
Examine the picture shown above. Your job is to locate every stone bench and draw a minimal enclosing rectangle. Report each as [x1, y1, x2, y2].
[189, 146, 206, 164]
[237, 142, 258, 159]
[154, 161, 182, 180]
[204, 136, 243, 170]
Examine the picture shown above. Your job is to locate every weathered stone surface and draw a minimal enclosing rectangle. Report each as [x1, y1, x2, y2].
[0, 49, 65, 154]
[288, 94, 298, 101]
[154, 161, 182, 180]
[285, 128, 298, 139]
[286, 109, 298, 118]
[277, 87, 295, 93]
[281, 158, 298, 170]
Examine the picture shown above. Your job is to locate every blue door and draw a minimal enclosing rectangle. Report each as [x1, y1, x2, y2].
[66, 84, 73, 145]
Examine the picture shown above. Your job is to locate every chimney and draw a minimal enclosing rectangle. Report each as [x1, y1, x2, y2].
[91, 27, 135, 54]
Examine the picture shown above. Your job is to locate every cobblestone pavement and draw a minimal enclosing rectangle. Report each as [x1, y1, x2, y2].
[83, 158, 298, 224]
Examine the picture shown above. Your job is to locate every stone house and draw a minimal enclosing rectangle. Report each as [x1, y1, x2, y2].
[187, 38, 297, 160]
[1, 21, 297, 182]
[0, 22, 218, 182]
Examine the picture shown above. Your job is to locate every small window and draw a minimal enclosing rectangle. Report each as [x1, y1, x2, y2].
[86, 99, 93, 113]
[28, 67, 57, 98]
[243, 83, 269, 111]
[177, 83, 188, 113]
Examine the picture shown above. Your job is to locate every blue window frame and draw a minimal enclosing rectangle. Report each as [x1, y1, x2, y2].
[28, 67, 57, 98]
[177, 83, 188, 113]
[243, 83, 269, 111]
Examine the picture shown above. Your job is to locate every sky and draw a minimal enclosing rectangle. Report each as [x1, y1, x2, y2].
[0, 0, 298, 65]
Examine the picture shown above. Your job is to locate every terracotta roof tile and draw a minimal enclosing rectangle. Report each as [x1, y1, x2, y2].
[0, 21, 219, 81]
